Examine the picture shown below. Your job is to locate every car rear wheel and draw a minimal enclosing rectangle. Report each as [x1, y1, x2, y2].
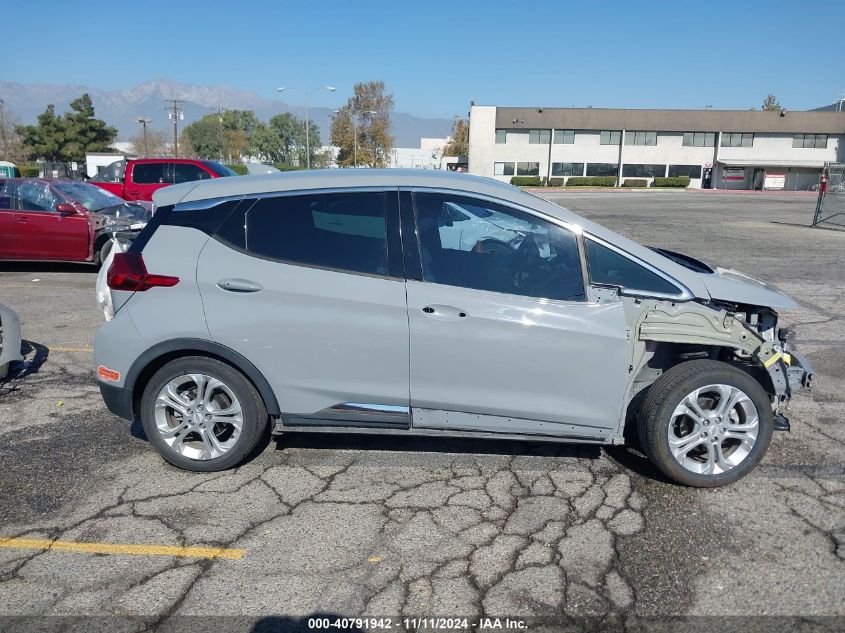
[140, 356, 268, 471]
[637, 360, 774, 487]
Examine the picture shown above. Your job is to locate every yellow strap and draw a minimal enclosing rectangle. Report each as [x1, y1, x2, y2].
[763, 352, 783, 369]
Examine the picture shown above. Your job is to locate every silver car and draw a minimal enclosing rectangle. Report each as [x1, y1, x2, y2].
[93, 170, 812, 487]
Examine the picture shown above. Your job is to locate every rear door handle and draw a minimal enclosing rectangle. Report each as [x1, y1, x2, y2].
[217, 278, 263, 293]
[16, 217, 28, 223]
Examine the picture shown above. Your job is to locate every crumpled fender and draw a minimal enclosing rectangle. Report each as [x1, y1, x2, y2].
[636, 302, 790, 397]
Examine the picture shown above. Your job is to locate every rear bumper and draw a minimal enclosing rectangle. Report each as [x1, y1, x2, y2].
[99, 382, 135, 421]
[0, 304, 24, 376]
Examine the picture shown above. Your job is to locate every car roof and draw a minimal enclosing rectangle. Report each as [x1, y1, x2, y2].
[153, 168, 518, 207]
[131, 158, 218, 165]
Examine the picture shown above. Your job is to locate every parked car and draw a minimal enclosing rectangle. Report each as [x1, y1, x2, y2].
[93, 170, 812, 486]
[0, 302, 23, 379]
[90, 159, 237, 202]
[0, 179, 150, 264]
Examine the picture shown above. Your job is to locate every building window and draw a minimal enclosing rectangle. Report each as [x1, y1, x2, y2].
[495, 129, 507, 144]
[600, 130, 621, 145]
[793, 133, 828, 149]
[494, 162, 515, 176]
[551, 162, 585, 177]
[553, 129, 575, 144]
[586, 163, 618, 177]
[721, 132, 754, 148]
[624, 131, 658, 146]
[622, 164, 667, 178]
[668, 164, 703, 179]
[682, 132, 716, 147]
[528, 129, 551, 144]
[517, 162, 540, 176]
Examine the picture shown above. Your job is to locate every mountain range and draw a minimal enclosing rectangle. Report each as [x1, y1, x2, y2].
[0, 79, 454, 148]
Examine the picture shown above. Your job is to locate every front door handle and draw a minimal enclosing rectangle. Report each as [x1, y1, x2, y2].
[217, 278, 263, 293]
[16, 217, 28, 223]
[421, 305, 468, 319]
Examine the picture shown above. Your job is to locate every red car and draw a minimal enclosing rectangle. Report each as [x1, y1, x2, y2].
[91, 158, 236, 202]
[0, 179, 150, 264]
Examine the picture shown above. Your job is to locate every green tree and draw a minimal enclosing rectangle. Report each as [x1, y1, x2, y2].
[330, 81, 394, 167]
[252, 112, 319, 168]
[762, 94, 783, 112]
[182, 109, 263, 161]
[16, 94, 116, 162]
[442, 117, 469, 157]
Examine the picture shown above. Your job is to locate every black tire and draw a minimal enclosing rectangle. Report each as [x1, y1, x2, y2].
[97, 239, 113, 267]
[637, 360, 774, 487]
[140, 356, 269, 472]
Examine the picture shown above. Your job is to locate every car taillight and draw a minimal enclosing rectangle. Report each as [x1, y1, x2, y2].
[107, 252, 179, 291]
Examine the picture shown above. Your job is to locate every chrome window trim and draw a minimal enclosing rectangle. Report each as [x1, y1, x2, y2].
[173, 194, 246, 211]
[402, 187, 590, 304]
[583, 233, 693, 301]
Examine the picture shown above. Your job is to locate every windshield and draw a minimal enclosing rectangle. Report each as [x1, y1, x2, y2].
[201, 161, 238, 177]
[53, 182, 124, 211]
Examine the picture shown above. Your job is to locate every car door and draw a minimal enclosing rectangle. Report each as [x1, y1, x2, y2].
[15, 181, 89, 261]
[403, 190, 630, 439]
[125, 162, 171, 201]
[0, 181, 18, 258]
[196, 189, 411, 426]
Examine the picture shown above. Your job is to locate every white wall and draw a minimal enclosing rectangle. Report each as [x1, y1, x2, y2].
[468, 106, 497, 177]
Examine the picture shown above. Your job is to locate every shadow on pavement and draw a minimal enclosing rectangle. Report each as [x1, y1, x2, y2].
[0, 261, 96, 274]
[275, 430, 602, 460]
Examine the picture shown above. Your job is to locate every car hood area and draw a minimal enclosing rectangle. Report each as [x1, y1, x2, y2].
[700, 265, 798, 309]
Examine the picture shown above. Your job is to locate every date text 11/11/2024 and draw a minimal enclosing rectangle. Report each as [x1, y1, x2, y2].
[306, 617, 528, 630]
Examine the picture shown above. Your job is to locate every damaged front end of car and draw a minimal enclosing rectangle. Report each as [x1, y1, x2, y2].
[623, 296, 813, 436]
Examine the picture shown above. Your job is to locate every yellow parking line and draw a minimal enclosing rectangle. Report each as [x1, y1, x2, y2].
[51, 347, 93, 352]
[0, 537, 245, 560]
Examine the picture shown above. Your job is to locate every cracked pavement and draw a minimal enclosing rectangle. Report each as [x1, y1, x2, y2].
[0, 192, 842, 628]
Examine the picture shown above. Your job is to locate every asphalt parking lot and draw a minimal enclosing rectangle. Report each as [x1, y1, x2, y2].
[0, 190, 843, 629]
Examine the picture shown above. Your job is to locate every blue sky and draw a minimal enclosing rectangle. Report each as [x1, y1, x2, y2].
[5, 0, 844, 118]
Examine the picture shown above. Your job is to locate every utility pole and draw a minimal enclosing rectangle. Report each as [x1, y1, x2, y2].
[216, 106, 226, 161]
[136, 117, 152, 157]
[164, 100, 184, 157]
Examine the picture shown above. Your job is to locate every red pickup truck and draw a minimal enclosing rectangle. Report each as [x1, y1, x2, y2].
[90, 158, 237, 202]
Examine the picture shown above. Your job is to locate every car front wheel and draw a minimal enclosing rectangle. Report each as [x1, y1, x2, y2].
[140, 356, 268, 471]
[637, 360, 774, 487]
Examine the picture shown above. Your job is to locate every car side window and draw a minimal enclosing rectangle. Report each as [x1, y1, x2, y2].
[132, 163, 168, 184]
[585, 238, 682, 296]
[412, 193, 586, 302]
[244, 192, 390, 276]
[174, 163, 212, 184]
[0, 181, 17, 210]
[17, 182, 57, 212]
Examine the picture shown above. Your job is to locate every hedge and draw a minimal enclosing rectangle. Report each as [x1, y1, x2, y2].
[19, 164, 39, 177]
[566, 176, 617, 187]
[622, 179, 648, 188]
[548, 177, 565, 187]
[224, 163, 248, 175]
[510, 176, 543, 186]
[652, 176, 691, 188]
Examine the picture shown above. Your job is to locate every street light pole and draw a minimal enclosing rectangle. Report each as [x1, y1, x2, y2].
[136, 117, 152, 156]
[277, 85, 335, 169]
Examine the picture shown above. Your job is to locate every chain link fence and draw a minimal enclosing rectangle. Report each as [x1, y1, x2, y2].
[813, 163, 845, 230]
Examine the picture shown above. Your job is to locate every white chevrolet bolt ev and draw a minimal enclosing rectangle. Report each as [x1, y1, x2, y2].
[93, 170, 812, 487]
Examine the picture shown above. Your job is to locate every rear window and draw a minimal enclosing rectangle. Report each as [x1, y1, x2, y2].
[244, 192, 389, 276]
